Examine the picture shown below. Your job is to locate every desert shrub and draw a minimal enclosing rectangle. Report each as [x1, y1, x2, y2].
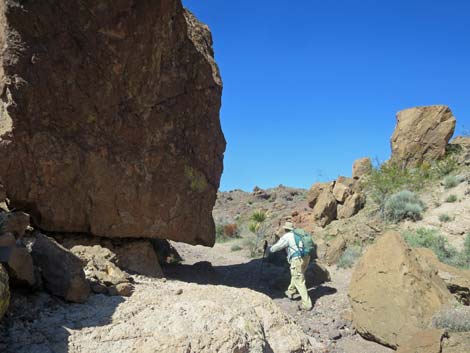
[384, 190, 424, 222]
[362, 162, 431, 215]
[223, 223, 239, 238]
[432, 305, 470, 332]
[248, 210, 268, 258]
[433, 156, 458, 177]
[445, 194, 458, 203]
[251, 210, 266, 223]
[230, 244, 242, 252]
[337, 246, 362, 269]
[458, 234, 470, 269]
[443, 175, 465, 189]
[438, 213, 452, 223]
[404, 228, 461, 267]
[216, 223, 239, 243]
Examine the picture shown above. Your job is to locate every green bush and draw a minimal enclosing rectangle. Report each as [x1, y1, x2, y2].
[404, 228, 463, 268]
[432, 305, 470, 332]
[251, 210, 266, 223]
[443, 175, 465, 189]
[384, 190, 425, 222]
[459, 234, 470, 269]
[439, 213, 452, 223]
[230, 244, 242, 252]
[434, 156, 458, 177]
[445, 194, 458, 203]
[337, 246, 362, 269]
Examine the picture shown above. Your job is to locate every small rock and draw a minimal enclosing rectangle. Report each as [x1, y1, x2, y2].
[109, 283, 134, 297]
[175, 289, 183, 295]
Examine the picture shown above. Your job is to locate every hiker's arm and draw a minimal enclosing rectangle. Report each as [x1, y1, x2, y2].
[269, 234, 288, 253]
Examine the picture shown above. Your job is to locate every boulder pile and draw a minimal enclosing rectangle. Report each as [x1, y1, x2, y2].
[308, 175, 365, 227]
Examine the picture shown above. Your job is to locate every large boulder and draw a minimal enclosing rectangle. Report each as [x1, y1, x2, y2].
[352, 157, 372, 179]
[307, 182, 333, 209]
[31, 233, 90, 302]
[312, 190, 337, 227]
[390, 105, 456, 168]
[0, 264, 9, 320]
[0, 0, 225, 246]
[349, 231, 454, 349]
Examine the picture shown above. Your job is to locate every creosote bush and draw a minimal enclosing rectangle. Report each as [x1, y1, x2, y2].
[337, 246, 362, 269]
[404, 228, 469, 269]
[384, 190, 424, 223]
[362, 154, 461, 215]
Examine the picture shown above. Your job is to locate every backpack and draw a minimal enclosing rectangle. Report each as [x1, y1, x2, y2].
[292, 228, 315, 258]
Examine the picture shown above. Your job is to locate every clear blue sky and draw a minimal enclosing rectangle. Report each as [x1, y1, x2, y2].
[183, 0, 470, 192]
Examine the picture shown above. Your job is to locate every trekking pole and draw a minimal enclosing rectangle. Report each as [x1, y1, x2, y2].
[258, 240, 268, 281]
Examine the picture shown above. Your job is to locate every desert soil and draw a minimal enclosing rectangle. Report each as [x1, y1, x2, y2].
[1, 239, 394, 353]
[167, 241, 394, 353]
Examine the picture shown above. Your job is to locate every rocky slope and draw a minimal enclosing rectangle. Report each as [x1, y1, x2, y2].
[0, 0, 225, 245]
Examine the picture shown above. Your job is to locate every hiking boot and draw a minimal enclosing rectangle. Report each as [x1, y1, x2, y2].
[298, 304, 313, 311]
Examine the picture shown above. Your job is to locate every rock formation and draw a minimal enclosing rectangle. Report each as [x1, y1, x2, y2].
[390, 105, 456, 168]
[0, 0, 225, 246]
[349, 231, 453, 349]
[352, 157, 372, 179]
[308, 177, 364, 227]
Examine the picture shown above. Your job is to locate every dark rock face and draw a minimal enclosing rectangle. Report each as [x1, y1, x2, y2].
[0, 0, 225, 246]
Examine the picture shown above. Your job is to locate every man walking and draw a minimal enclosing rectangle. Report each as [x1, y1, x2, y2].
[268, 221, 313, 311]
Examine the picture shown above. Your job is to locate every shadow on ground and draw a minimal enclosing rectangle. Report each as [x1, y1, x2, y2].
[163, 257, 337, 304]
[0, 289, 125, 353]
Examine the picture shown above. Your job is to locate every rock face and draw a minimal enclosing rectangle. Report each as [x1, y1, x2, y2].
[349, 231, 453, 349]
[390, 106, 456, 168]
[0, 264, 8, 320]
[31, 233, 90, 303]
[0, 0, 225, 246]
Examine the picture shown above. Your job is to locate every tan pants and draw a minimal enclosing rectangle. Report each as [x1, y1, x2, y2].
[286, 256, 312, 309]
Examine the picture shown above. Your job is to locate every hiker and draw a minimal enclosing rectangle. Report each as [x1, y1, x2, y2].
[267, 221, 313, 311]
